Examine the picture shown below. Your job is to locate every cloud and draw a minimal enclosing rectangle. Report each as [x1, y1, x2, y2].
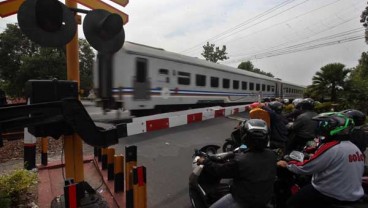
[1, 0, 366, 86]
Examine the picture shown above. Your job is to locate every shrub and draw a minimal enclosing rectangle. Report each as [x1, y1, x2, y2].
[0, 169, 37, 207]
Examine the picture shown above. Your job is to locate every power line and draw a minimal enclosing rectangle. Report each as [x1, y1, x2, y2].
[222, 31, 364, 63]
[224, 0, 343, 46]
[179, 0, 298, 54]
[229, 16, 358, 59]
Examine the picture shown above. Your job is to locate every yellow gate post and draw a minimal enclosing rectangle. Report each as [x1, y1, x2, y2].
[63, 0, 84, 183]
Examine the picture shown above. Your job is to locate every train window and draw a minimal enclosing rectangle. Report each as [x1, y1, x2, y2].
[178, 71, 190, 85]
[256, 83, 260, 91]
[242, 81, 247, 90]
[196, 74, 206, 87]
[211, 77, 219, 88]
[262, 84, 265, 91]
[159, 69, 169, 75]
[159, 69, 170, 83]
[249, 82, 254, 91]
[223, 78, 230, 89]
[271, 86, 274, 92]
[233, 80, 239, 89]
[136, 58, 147, 83]
[267, 85, 270, 92]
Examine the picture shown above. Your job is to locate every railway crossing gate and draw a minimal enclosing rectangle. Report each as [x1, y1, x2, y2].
[0, 0, 130, 206]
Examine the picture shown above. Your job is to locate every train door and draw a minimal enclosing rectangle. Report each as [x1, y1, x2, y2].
[133, 58, 151, 100]
[275, 81, 283, 98]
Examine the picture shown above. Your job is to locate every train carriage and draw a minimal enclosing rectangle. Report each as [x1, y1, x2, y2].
[94, 42, 305, 116]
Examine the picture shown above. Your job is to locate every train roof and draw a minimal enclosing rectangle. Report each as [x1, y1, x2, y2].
[121, 42, 305, 88]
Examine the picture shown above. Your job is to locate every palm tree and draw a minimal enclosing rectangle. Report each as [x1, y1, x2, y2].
[311, 63, 350, 102]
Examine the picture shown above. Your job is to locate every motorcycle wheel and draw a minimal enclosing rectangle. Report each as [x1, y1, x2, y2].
[222, 141, 234, 152]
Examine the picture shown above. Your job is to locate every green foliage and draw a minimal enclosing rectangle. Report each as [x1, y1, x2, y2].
[237, 61, 274, 77]
[201, 42, 229, 63]
[314, 102, 334, 113]
[0, 23, 95, 97]
[79, 39, 95, 95]
[0, 169, 37, 207]
[309, 63, 350, 102]
[340, 52, 368, 114]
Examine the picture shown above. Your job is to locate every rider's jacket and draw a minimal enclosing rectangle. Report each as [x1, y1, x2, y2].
[285, 109, 303, 122]
[203, 149, 277, 206]
[350, 126, 368, 153]
[288, 110, 318, 139]
[262, 106, 289, 148]
[287, 140, 364, 201]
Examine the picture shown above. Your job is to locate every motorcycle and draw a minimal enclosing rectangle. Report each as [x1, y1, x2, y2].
[222, 121, 246, 152]
[275, 151, 368, 208]
[189, 145, 241, 208]
[189, 145, 368, 208]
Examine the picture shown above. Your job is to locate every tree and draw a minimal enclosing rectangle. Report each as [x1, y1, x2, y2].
[237, 61, 274, 77]
[342, 52, 368, 113]
[0, 23, 95, 97]
[360, 4, 368, 44]
[79, 39, 95, 95]
[201, 42, 229, 63]
[310, 63, 350, 102]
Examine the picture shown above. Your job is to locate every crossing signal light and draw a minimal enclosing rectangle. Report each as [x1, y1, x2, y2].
[17, 0, 77, 47]
[83, 9, 125, 54]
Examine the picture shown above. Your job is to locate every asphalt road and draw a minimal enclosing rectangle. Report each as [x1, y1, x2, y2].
[105, 113, 247, 208]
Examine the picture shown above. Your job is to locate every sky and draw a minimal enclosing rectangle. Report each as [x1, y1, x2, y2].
[1, 0, 367, 86]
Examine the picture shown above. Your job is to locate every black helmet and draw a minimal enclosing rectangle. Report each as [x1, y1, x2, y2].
[312, 112, 354, 139]
[268, 101, 283, 114]
[299, 98, 315, 111]
[340, 109, 366, 126]
[241, 119, 269, 151]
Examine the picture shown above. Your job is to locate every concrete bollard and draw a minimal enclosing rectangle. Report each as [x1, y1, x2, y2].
[24, 127, 36, 170]
[107, 148, 115, 180]
[114, 155, 125, 193]
[101, 147, 108, 170]
[125, 145, 137, 208]
[133, 166, 147, 208]
[41, 137, 48, 166]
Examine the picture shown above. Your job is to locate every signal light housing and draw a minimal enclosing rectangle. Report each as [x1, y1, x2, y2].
[83, 9, 125, 54]
[17, 0, 77, 47]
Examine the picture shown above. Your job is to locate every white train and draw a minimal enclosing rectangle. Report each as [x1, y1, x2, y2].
[94, 42, 305, 116]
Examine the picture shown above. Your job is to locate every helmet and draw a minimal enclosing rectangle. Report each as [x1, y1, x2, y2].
[292, 98, 303, 109]
[283, 99, 290, 104]
[241, 119, 269, 151]
[312, 112, 354, 139]
[250, 102, 262, 109]
[268, 101, 283, 114]
[263, 98, 271, 103]
[340, 109, 366, 126]
[299, 98, 315, 111]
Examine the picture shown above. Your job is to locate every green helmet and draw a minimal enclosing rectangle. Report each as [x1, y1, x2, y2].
[312, 112, 354, 138]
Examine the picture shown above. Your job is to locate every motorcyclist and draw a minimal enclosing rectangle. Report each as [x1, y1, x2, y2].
[285, 99, 318, 154]
[262, 101, 289, 151]
[249, 102, 271, 128]
[277, 112, 365, 208]
[341, 109, 368, 153]
[197, 119, 277, 208]
[285, 98, 303, 122]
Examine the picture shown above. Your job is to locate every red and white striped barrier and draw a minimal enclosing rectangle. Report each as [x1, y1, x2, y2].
[125, 104, 250, 136]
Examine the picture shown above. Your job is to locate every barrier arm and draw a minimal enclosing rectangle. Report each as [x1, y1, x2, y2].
[0, 98, 128, 148]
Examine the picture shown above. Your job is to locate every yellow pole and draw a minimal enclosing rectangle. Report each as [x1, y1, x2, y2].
[63, 0, 84, 183]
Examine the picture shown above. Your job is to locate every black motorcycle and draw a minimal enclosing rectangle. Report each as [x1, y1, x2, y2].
[222, 121, 245, 152]
[189, 145, 234, 208]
